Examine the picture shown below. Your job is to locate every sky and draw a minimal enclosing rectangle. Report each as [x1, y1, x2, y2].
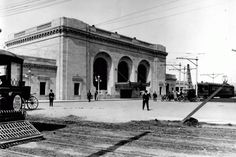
[0, 0, 236, 84]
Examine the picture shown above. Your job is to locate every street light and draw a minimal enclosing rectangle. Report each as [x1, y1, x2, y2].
[24, 68, 33, 86]
[177, 56, 199, 97]
[95, 75, 102, 98]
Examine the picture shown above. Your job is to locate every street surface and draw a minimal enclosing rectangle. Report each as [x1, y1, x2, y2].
[29, 99, 236, 124]
[1, 99, 236, 157]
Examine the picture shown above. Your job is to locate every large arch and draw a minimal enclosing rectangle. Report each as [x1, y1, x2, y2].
[93, 52, 112, 90]
[137, 60, 150, 83]
[117, 56, 133, 82]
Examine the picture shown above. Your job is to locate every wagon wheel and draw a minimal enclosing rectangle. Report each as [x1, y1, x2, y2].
[27, 96, 39, 110]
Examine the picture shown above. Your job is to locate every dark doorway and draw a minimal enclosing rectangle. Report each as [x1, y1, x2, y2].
[166, 83, 169, 94]
[118, 61, 129, 82]
[138, 64, 147, 83]
[120, 89, 132, 98]
[138, 64, 147, 91]
[93, 58, 108, 90]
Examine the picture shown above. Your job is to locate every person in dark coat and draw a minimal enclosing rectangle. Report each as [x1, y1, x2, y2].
[49, 89, 55, 107]
[87, 90, 92, 102]
[153, 91, 157, 101]
[94, 90, 98, 101]
[142, 90, 150, 110]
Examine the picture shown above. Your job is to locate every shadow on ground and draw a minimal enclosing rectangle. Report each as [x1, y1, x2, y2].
[87, 131, 150, 157]
[31, 122, 66, 132]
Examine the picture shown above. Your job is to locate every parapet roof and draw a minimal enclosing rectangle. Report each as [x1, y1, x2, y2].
[7, 17, 166, 53]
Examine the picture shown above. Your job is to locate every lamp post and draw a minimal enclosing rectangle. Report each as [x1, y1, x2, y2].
[28, 68, 31, 86]
[95, 75, 102, 98]
[177, 56, 199, 97]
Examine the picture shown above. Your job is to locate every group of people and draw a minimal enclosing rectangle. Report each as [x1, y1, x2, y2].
[48, 89, 158, 111]
[87, 90, 98, 102]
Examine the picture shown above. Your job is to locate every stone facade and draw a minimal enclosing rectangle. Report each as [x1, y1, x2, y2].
[5, 17, 168, 100]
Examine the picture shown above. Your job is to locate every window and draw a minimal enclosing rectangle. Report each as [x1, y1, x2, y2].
[0, 65, 7, 86]
[40, 82, 46, 95]
[74, 83, 80, 95]
[11, 62, 21, 86]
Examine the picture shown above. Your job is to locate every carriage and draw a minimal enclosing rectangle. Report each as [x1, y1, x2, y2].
[0, 49, 42, 148]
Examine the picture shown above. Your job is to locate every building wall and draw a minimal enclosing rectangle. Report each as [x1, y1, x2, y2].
[5, 17, 168, 100]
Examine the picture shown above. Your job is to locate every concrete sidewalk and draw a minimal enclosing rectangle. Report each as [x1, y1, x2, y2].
[27, 99, 236, 124]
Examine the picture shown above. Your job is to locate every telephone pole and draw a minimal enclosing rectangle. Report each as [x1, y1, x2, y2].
[176, 56, 199, 97]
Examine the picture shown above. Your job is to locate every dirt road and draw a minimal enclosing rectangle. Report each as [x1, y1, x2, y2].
[2, 115, 236, 157]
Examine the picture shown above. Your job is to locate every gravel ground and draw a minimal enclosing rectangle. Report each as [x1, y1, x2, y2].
[2, 115, 236, 157]
[1, 100, 236, 156]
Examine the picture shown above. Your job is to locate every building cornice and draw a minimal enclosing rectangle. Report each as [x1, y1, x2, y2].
[5, 26, 62, 47]
[5, 25, 168, 57]
[23, 62, 57, 70]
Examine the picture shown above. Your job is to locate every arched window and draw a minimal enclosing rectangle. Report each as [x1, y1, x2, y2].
[93, 58, 108, 90]
[118, 61, 129, 82]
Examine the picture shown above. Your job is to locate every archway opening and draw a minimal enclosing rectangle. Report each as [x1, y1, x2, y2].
[93, 58, 108, 90]
[138, 64, 147, 83]
[118, 61, 129, 82]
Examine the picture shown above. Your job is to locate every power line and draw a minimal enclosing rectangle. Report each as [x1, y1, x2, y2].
[95, 0, 179, 26]
[0, 0, 56, 12]
[96, 0, 201, 27]
[0, 0, 71, 17]
[109, 1, 225, 31]
[0, 0, 34, 10]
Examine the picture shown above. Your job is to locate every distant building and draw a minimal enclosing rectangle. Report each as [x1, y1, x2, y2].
[165, 74, 177, 94]
[5, 17, 168, 100]
[175, 80, 188, 92]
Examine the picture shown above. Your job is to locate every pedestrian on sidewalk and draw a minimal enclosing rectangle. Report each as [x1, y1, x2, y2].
[49, 89, 55, 107]
[94, 90, 98, 101]
[153, 91, 157, 101]
[142, 90, 150, 111]
[87, 90, 92, 102]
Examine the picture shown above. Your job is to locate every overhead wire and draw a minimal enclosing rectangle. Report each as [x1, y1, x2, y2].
[0, 0, 71, 17]
[97, 0, 205, 27]
[0, 0, 57, 12]
[0, 0, 34, 10]
[95, 0, 179, 26]
[2, 0, 226, 49]
[109, 1, 226, 31]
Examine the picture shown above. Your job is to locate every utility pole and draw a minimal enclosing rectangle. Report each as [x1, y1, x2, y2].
[176, 57, 199, 97]
[200, 73, 223, 83]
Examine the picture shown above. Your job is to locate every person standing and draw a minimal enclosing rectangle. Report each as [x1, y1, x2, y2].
[153, 91, 157, 101]
[87, 90, 92, 102]
[94, 90, 98, 101]
[142, 90, 150, 110]
[49, 89, 55, 107]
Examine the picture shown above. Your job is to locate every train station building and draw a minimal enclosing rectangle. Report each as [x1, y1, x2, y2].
[5, 17, 168, 100]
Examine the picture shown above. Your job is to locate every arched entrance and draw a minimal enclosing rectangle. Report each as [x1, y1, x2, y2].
[93, 58, 107, 90]
[137, 60, 150, 91]
[138, 64, 147, 83]
[117, 56, 133, 98]
[118, 61, 129, 82]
